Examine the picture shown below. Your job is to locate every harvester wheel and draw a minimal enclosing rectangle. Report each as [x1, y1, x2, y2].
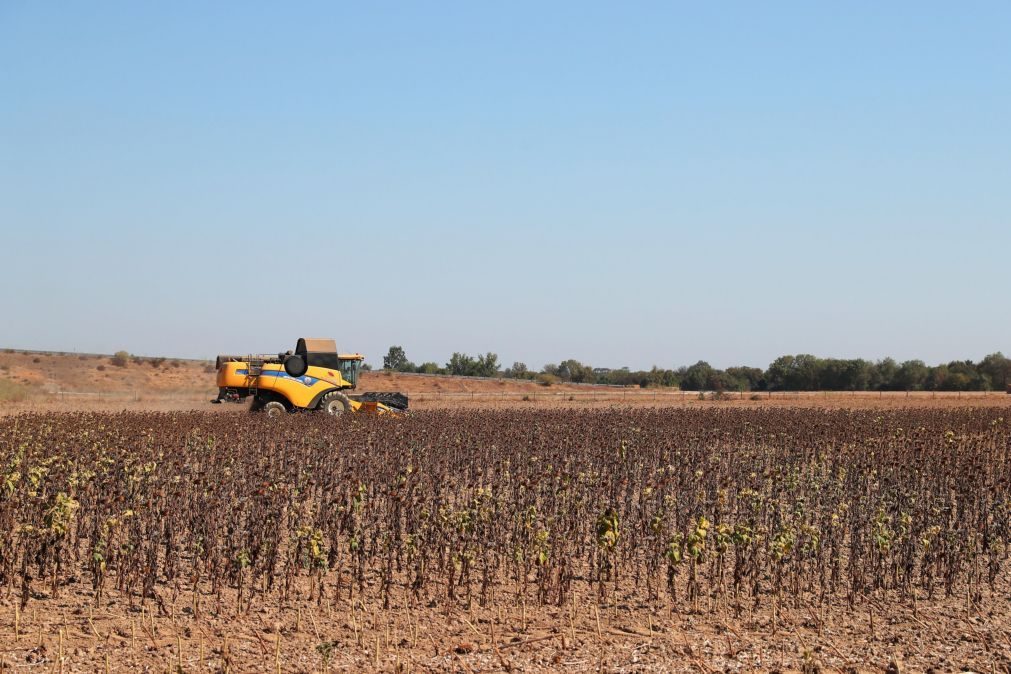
[320, 391, 351, 417]
[262, 401, 287, 418]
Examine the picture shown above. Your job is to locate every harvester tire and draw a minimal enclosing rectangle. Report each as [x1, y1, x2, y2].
[262, 401, 287, 418]
[320, 391, 351, 417]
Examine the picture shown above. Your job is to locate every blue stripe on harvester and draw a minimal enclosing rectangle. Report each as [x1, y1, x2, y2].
[235, 369, 317, 387]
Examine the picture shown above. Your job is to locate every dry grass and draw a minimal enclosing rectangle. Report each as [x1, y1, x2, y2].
[0, 377, 30, 402]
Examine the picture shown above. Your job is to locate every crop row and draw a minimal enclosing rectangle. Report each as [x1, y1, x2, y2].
[0, 408, 1008, 616]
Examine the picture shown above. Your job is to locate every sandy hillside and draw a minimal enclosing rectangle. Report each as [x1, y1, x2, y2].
[0, 349, 612, 398]
[0, 349, 214, 395]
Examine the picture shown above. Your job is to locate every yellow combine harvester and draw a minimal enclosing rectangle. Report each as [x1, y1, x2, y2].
[213, 338, 407, 417]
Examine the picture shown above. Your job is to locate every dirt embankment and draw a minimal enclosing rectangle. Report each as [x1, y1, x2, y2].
[0, 349, 621, 413]
[0, 350, 213, 395]
[0, 349, 605, 395]
[2, 349, 1010, 414]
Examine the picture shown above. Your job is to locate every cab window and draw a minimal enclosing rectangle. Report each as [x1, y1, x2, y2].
[338, 359, 360, 387]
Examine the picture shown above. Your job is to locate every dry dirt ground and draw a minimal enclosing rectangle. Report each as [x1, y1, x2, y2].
[2, 349, 1010, 415]
[1, 563, 1009, 673]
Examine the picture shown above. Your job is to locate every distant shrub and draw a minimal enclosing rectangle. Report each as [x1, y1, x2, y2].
[536, 373, 559, 387]
[32, 357, 41, 364]
[110, 351, 130, 367]
[170, 360, 182, 368]
[96, 365, 106, 371]
[149, 358, 166, 368]
[79, 355, 88, 360]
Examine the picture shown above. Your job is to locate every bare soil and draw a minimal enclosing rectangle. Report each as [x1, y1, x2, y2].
[1, 562, 1007, 672]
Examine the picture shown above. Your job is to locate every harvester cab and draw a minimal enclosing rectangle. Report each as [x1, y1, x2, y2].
[212, 338, 408, 417]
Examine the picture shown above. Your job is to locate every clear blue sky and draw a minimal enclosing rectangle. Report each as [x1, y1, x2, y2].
[2, 2, 1008, 370]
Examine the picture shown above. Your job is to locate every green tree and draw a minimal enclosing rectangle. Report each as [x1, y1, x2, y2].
[557, 359, 593, 383]
[895, 360, 928, 391]
[383, 346, 409, 371]
[725, 366, 764, 391]
[945, 360, 986, 390]
[792, 354, 823, 390]
[446, 352, 476, 376]
[766, 354, 822, 390]
[979, 352, 1011, 391]
[708, 369, 741, 392]
[648, 366, 679, 388]
[925, 364, 949, 391]
[944, 369, 973, 391]
[504, 362, 530, 379]
[871, 357, 899, 390]
[679, 361, 714, 391]
[819, 359, 871, 390]
[476, 352, 500, 377]
[446, 352, 500, 377]
[765, 355, 795, 390]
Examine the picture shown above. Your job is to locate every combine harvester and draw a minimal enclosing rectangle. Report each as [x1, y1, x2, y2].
[213, 338, 407, 417]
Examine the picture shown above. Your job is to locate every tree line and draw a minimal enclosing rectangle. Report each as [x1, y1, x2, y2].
[381, 346, 502, 378]
[380, 346, 1011, 392]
